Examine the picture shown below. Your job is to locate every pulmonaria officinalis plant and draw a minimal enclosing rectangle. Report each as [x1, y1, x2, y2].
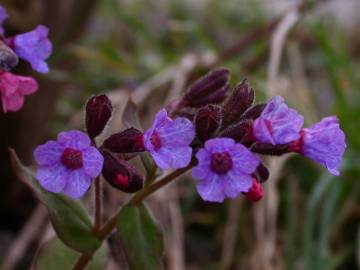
[0, 5, 52, 112]
[10, 67, 346, 269]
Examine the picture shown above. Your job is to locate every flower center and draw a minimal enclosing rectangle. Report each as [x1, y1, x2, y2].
[150, 131, 162, 150]
[211, 152, 233, 175]
[61, 148, 83, 170]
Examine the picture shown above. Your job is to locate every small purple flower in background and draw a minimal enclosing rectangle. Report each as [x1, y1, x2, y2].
[34, 130, 104, 199]
[143, 109, 195, 170]
[11, 25, 52, 73]
[192, 138, 259, 202]
[0, 72, 38, 112]
[253, 96, 304, 145]
[290, 116, 346, 176]
[0, 5, 8, 36]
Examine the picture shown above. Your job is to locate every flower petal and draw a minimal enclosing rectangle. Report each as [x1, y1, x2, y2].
[205, 137, 235, 153]
[34, 140, 64, 166]
[150, 146, 192, 170]
[82, 146, 104, 178]
[1, 91, 24, 112]
[222, 171, 253, 198]
[63, 170, 92, 199]
[231, 143, 259, 174]
[192, 149, 211, 179]
[57, 130, 91, 150]
[36, 163, 69, 193]
[196, 174, 225, 202]
[158, 117, 195, 147]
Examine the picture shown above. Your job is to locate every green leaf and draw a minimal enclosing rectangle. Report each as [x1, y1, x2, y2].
[34, 238, 108, 270]
[116, 203, 164, 270]
[9, 148, 101, 253]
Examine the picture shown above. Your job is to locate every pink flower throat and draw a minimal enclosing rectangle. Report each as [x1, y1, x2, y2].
[61, 148, 83, 170]
[211, 152, 233, 175]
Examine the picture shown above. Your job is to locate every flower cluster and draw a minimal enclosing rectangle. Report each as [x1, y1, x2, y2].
[0, 5, 52, 112]
[33, 68, 346, 203]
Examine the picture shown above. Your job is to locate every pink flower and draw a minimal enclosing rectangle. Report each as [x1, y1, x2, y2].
[0, 72, 38, 112]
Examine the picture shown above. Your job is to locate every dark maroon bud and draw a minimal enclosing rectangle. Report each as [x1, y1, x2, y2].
[101, 151, 143, 193]
[223, 79, 254, 125]
[251, 142, 290, 156]
[0, 41, 18, 71]
[240, 103, 266, 121]
[244, 179, 264, 202]
[195, 104, 222, 143]
[102, 127, 145, 153]
[252, 163, 270, 183]
[219, 120, 253, 143]
[85, 94, 113, 139]
[182, 68, 230, 107]
[174, 106, 199, 121]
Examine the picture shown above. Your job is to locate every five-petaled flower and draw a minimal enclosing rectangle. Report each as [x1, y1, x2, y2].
[192, 138, 259, 202]
[290, 116, 346, 176]
[143, 109, 195, 170]
[34, 130, 104, 199]
[253, 96, 304, 145]
[0, 71, 38, 112]
[10, 25, 52, 73]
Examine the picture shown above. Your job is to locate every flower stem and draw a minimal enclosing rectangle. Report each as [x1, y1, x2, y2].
[94, 176, 102, 234]
[73, 165, 192, 270]
[72, 253, 94, 270]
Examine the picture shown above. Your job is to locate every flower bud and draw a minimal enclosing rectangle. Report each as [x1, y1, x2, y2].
[244, 179, 264, 202]
[85, 94, 113, 139]
[219, 120, 252, 143]
[0, 41, 18, 71]
[251, 142, 290, 156]
[182, 68, 230, 107]
[252, 163, 270, 183]
[195, 104, 222, 143]
[102, 127, 145, 153]
[223, 79, 254, 125]
[101, 151, 144, 193]
[240, 103, 266, 121]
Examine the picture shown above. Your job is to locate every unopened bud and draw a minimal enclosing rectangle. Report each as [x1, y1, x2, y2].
[195, 104, 222, 143]
[244, 179, 264, 202]
[182, 68, 230, 107]
[219, 120, 253, 143]
[85, 94, 113, 139]
[251, 142, 290, 156]
[223, 79, 254, 125]
[0, 41, 18, 71]
[240, 103, 266, 121]
[102, 127, 145, 153]
[101, 151, 143, 193]
[252, 163, 270, 183]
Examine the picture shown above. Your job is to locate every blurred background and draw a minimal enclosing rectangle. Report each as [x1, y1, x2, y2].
[0, 0, 359, 269]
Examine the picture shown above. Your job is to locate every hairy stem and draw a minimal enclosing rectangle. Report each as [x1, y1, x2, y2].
[94, 176, 102, 234]
[72, 253, 94, 270]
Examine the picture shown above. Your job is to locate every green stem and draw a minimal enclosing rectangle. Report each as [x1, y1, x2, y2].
[73, 165, 192, 269]
[93, 176, 102, 234]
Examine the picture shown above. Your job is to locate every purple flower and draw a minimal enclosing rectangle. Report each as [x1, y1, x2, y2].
[253, 96, 304, 145]
[291, 116, 346, 176]
[192, 138, 260, 202]
[143, 109, 195, 170]
[12, 25, 52, 73]
[0, 5, 8, 36]
[34, 130, 104, 199]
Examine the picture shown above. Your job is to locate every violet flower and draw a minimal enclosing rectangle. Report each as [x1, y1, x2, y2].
[143, 109, 195, 170]
[0, 71, 38, 112]
[0, 5, 8, 36]
[192, 138, 259, 202]
[34, 130, 104, 199]
[253, 96, 304, 145]
[12, 25, 52, 73]
[291, 116, 346, 176]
